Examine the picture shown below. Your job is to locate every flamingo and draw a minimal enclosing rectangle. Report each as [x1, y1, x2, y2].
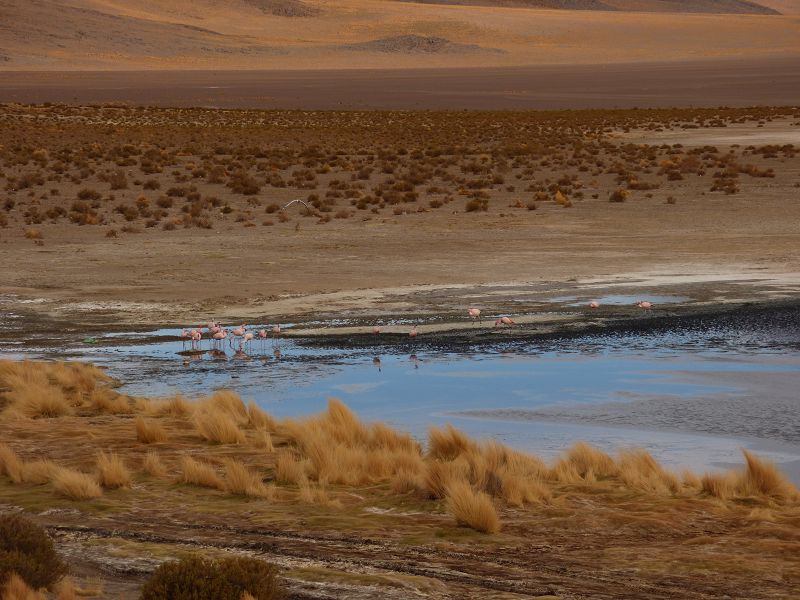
[373, 325, 382, 334]
[637, 301, 653, 311]
[272, 324, 281, 336]
[242, 331, 254, 348]
[212, 328, 227, 348]
[190, 329, 202, 349]
[494, 317, 515, 327]
[373, 356, 382, 372]
[180, 328, 189, 348]
[589, 301, 600, 309]
[409, 325, 418, 339]
[468, 307, 482, 324]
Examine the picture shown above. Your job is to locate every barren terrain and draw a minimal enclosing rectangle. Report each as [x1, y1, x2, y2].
[1, 0, 799, 70]
[0, 104, 798, 329]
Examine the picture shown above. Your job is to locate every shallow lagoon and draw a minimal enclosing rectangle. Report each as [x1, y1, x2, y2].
[3, 306, 800, 480]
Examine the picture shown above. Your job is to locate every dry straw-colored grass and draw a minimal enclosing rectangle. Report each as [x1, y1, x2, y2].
[194, 410, 246, 444]
[178, 455, 224, 490]
[445, 481, 501, 534]
[96, 451, 132, 489]
[142, 451, 168, 478]
[223, 458, 272, 498]
[0, 443, 24, 483]
[52, 467, 103, 500]
[2, 361, 799, 536]
[2, 573, 46, 600]
[135, 416, 168, 443]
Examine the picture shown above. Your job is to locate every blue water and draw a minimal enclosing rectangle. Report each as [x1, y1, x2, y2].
[3, 307, 800, 478]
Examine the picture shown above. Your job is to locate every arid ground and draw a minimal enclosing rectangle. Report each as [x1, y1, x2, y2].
[0, 104, 798, 330]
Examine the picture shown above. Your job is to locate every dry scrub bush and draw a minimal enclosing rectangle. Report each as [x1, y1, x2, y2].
[135, 417, 168, 444]
[142, 451, 167, 479]
[140, 555, 282, 600]
[445, 481, 501, 534]
[0, 513, 67, 589]
[95, 451, 132, 489]
[178, 456, 223, 490]
[51, 467, 102, 500]
[223, 459, 272, 498]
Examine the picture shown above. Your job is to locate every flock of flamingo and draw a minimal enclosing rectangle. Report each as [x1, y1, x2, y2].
[179, 300, 655, 352]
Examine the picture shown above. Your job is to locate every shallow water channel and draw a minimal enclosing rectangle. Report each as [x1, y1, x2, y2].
[3, 305, 800, 481]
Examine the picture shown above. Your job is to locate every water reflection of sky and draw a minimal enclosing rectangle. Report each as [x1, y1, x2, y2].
[2, 307, 800, 479]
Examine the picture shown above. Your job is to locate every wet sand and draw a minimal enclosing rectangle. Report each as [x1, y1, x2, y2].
[3, 56, 800, 109]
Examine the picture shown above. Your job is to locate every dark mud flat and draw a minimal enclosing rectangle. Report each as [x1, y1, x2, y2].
[2, 56, 800, 109]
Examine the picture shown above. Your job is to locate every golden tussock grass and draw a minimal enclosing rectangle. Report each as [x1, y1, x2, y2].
[223, 458, 272, 498]
[428, 424, 477, 461]
[21, 459, 59, 485]
[2, 573, 46, 600]
[95, 451, 132, 489]
[142, 451, 168, 478]
[88, 389, 131, 415]
[247, 401, 277, 431]
[135, 416, 168, 443]
[445, 480, 501, 534]
[0, 443, 24, 483]
[254, 430, 274, 451]
[739, 449, 798, 501]
[617, 449, 681, 495]
[203, 390, 248, 424]
[194, 409, 246, 444]
[52, 467, 103, 500]
[147, 394, 192, 417]
[178, 455, 223, 490]
[275, 449, 309, 485]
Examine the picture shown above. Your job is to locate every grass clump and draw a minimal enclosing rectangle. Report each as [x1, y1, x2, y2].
[135, 417, 168, 444]
[223, 459, 272, 498]
[95, 451, 132, 489]
[51, 467, 102, 500]
[140, 555, 283, 600]
[0, 513, 67, 589]
[445, 481, 501, 534]
[178, 456, 223, 490]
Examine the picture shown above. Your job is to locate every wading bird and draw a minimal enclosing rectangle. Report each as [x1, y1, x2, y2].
[637, 301, 653, 310]
[495, 317, 515, 327]
[589, 301, 600, 309]
[468, 307, 482, 324]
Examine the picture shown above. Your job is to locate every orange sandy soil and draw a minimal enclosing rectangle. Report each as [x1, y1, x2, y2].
[0, 104, 799, 331]
[0, 0, 799, 70]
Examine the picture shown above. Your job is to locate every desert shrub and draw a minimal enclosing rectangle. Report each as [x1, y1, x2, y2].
[0, 513, 67, 588]
[609, 189, 629, 203]
[139, 555, 282, 600]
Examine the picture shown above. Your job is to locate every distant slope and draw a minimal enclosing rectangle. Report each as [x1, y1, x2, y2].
[398, 0, 780, 13]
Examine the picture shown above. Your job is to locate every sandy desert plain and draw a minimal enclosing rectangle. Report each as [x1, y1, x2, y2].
[2, 1, 800, 599]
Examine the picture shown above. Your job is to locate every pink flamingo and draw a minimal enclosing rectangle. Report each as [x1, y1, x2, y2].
[258, 329, 268, 339]
[409, 325, 418, 340]
[190, 329, 202, 350]
[468, 307, 482, 325]
[373, 325, 382, 334]
[180, 328, 189, 348]
[272, 324, 281, 336]
[637, 301, 653, 311]
[242, 331, 254, 349]
[589, 301, 600, 309]
[373, 356, 382, 372]
[212, 328, 227, 348]
[494, 317, 515, 327]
